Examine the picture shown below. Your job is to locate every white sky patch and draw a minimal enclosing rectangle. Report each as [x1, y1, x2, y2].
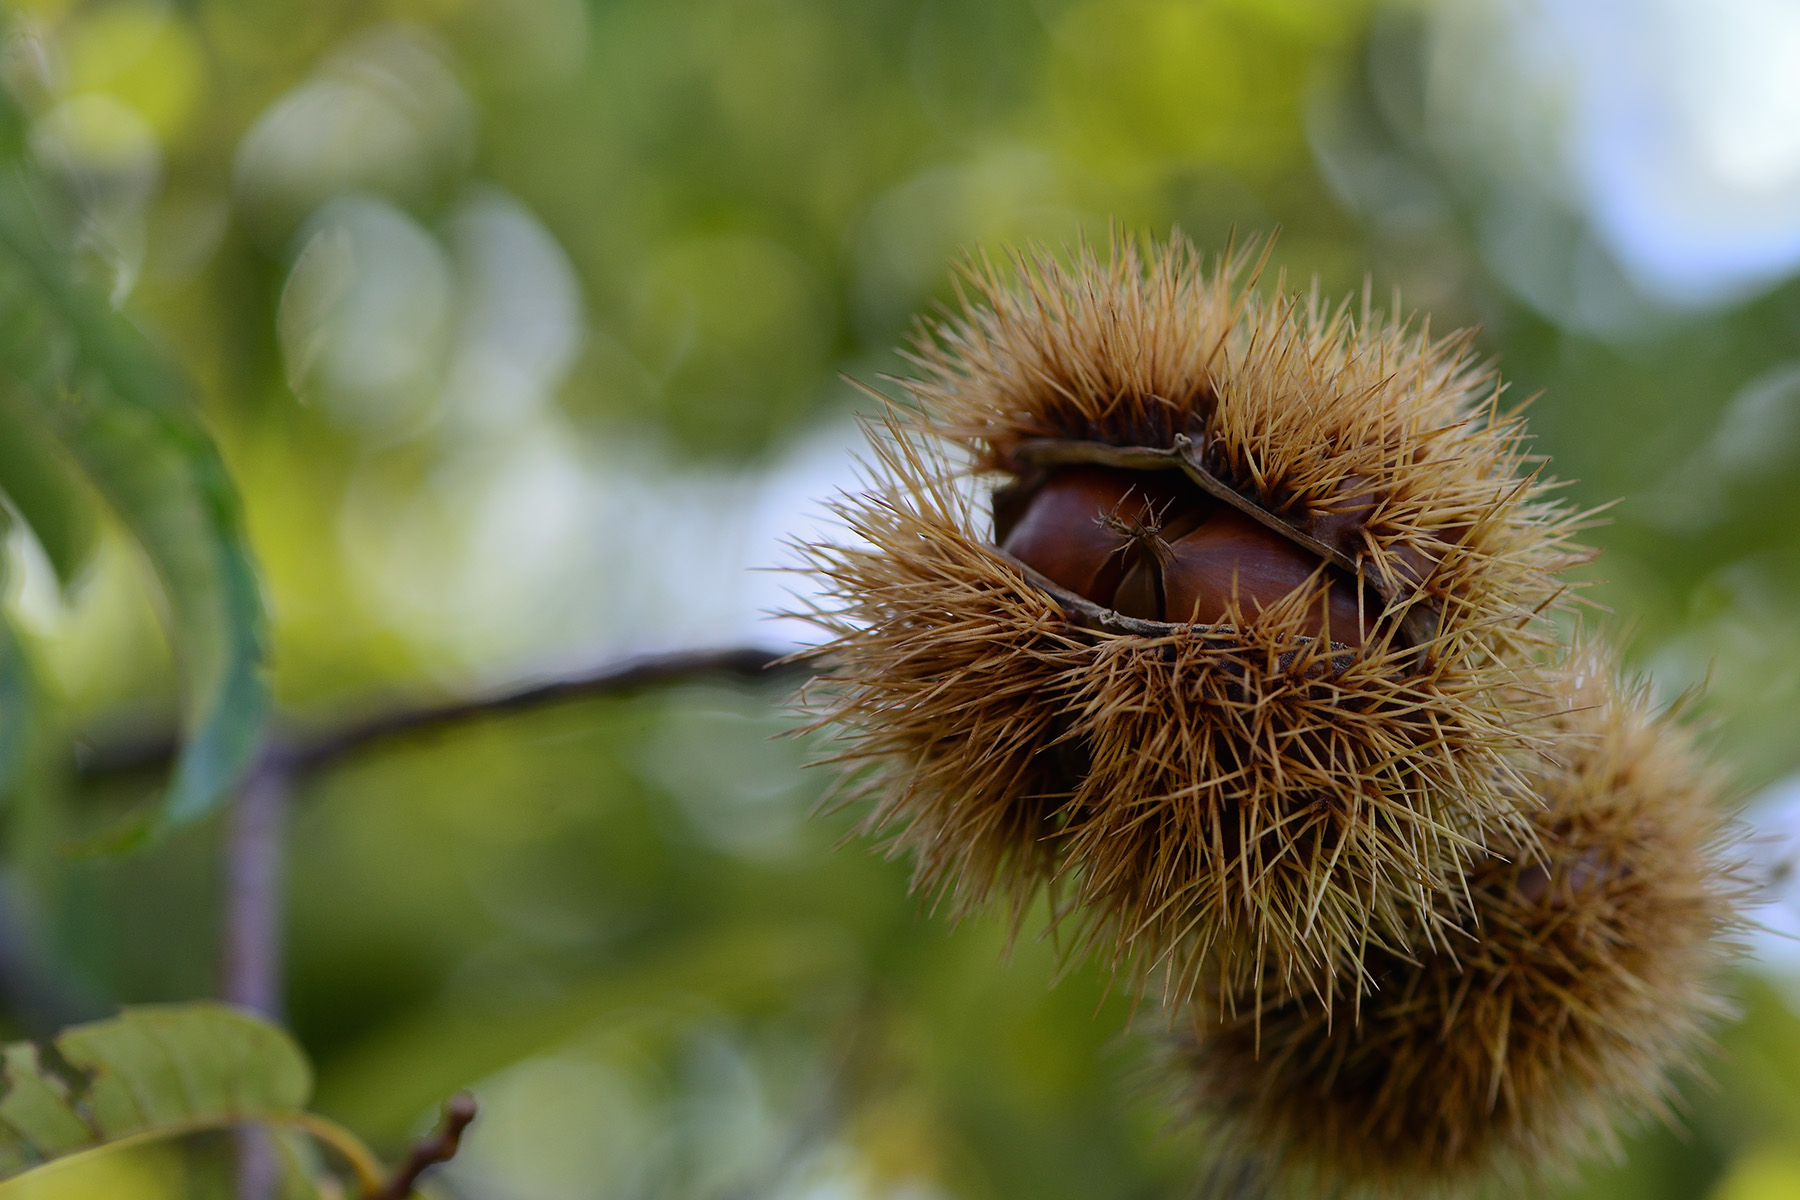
[1548, 0, 1800, 303]
[1744, 771, 1800, 979]
[1418, 0, 1800, 311]
[337, 415, 876, 688]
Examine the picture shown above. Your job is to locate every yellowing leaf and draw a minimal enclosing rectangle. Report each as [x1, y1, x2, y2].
[0, 1005, 311, 1180]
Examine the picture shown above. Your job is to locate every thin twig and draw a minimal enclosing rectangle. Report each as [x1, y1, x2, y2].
[367, 1093, 478, 1200]
[204, 645, 800, 1200]
[284, 646, 801, 774]
[222, 761, 292, 1018]
[83, 646, 807, 781]
[226, 761, 295, 1200]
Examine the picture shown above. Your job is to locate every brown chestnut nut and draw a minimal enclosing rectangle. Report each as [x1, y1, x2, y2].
[1162, 508, 1369, 643]
[1001, 465, 1366, 640]
[999, 466, 1205, 614]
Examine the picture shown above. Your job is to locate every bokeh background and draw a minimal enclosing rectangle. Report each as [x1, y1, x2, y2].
[4, 0, 1800, 1196]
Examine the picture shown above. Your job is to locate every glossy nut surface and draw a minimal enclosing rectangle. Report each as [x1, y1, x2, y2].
[1162, 508, 1368, 643]
[998, 466, 1204, 609]
[1001, 465, 1368, 643]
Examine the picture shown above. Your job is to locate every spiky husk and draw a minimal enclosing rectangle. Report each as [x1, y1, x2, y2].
[1172, 654, 1745, 1198]
[921, 236, 1587, 646]
[794, 428, 1091, 921]
[795, 234, 1589, 1000]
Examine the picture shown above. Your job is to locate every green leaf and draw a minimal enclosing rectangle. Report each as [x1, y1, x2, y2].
[0, 1006, 398, 1197]
[0, 388, 98, 590]
[0, 1004, 311, 1179]
[0, 165, 268, 843]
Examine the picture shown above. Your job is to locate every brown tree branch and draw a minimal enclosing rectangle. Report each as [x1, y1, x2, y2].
[202, 645, 804, 1200]
[82, 645, 809, 781]
[283, 646, 803, 774]
[367, 1093, 478, 1200]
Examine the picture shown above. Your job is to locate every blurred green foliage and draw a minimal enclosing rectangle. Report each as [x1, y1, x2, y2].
[1, 0, 1799, 1197]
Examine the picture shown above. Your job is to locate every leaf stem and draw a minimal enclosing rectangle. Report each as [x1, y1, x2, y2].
[0, 1111, 387, 1197]
[288, 1111, 389, 1193]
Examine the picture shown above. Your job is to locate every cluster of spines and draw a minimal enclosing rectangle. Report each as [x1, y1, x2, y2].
[797, 404, 1560, 1001]
[1056, 613, 1538, 1004]
[801, 234, 1593, 1002]
[1172, 654, 1745, 1197]
[793, 427, 1086, 923]
[916, 240, 1589, 647]
[793, 232, 1743, 1194]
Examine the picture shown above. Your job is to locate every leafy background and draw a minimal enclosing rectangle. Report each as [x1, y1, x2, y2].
[2, 0, 1800, 1197]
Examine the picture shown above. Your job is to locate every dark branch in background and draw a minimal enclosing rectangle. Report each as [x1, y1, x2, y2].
[368, 1093, 479, 1200]
[80, 646, 810, 782]
[170, 645, 807, 1200]
[286, 646, 804, 774]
